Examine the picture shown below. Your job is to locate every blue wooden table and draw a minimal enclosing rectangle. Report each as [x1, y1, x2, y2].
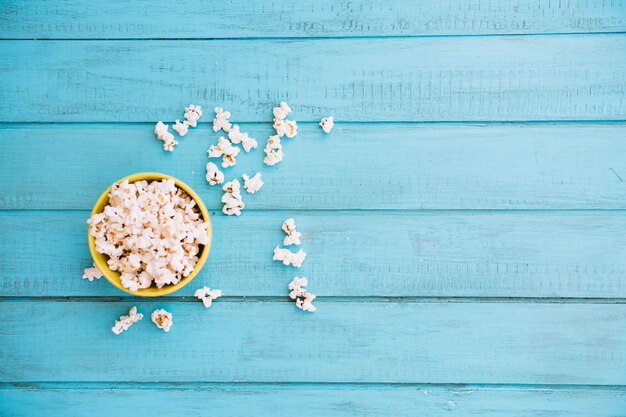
[1, 1, 626, 415]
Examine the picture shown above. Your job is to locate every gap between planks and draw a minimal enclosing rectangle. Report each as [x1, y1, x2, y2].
[1, 296, 625, 304]
[2, 381, 626, 390]
[2, 31, 626, 41]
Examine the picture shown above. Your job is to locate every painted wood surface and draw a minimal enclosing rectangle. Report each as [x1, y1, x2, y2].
[2, 1, 626, 415]
[3, 211, 626, 298]
[2, 301, 625, 384]
[2, 35, 626, 123]
[2, 384, 625, 417]
[3, 0, 626, 39]
[2, 123, 626, 210]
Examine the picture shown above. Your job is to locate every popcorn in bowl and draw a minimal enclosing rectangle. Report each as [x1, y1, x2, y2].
[87, 173, 212, 296]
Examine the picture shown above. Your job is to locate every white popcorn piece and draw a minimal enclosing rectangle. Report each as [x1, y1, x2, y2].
[242, 173, 264, 194]
[273, 102, 292, 120]
[319, 116, 334, 134]
[213, 107, 232, 132]
[222, 179, 245, 216]
[87, 179, 210, 291]
[151, 308, 173, 332]
[184, 104, 203, 128]
[263, 135, 283, 166]
[282, 218, 302, 246]
[82, 263, 103, 281]
[206, 162, 225, 186]
[273, 246, 307, 268]
[154, 121, 178, 152]
[284, 119, 298, 138]
[173, 119, 189, 136]
[208, 136, 240, 168]
[194, 286, 223, 309]
[112, 306, 144, 334]
[288, 277, 316, 312]
[228, 124, 258, 152]
[227, 124, 244, 144]
[273, 118, 298, 138]
[241, 135, 258, 152]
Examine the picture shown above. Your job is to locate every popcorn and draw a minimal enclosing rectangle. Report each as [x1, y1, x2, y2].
[319, 116, 334, 133]
[283, 119, 298, 138]
[273, 102, 292, 120]
[282, 218, 301, 246]
[173, 119, 189, 136]
[112, 306, 143, 334]
[273, 246, 307, 267]
[87, 179, 210, 291]
[194, 286, 223, 308]
[272, 102, 297, 138]
[228, 125, 258, 152]
[208, 136, 240, 168]
[82, 263, 103, 281]
[151, 308, 173, 332]
[273, 118, 298, 138]
[184, 104, 203, 128]
[154, 121, 178, 152]
[242, 173, 264, 194]
[222, 179, 245, 216]
[288, 277, 316, 312]
[241, 135, 258, 152]
[213, 107, 232, 132]
[162, 137, 179, 152]
[263, 135, 283, 166]
[206, 162, 224, 186]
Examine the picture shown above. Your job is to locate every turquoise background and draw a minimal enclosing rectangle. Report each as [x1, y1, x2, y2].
[1, 1, 626, 415]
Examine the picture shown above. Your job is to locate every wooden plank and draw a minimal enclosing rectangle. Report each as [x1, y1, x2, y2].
[3, 210, 626, 298]
[1, 300, 624, 383]
[2, 123, 626, 210]
[2, 0, 625, 39]
[1, 36, 625, 122]
[1, 384, 625, 417]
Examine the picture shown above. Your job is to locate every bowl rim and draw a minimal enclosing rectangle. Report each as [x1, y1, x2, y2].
[87, 172, 212, 297]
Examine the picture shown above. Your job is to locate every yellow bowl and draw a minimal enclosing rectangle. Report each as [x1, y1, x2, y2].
[88, 172, 212, 297]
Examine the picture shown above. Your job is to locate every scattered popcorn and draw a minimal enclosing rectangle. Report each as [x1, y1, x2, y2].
[319, 116, 334, 133]
[263, 135, 283, 166]
[154, 121, 178, 152]
[273, 246, 307, 268]
[172, 119, 189, 136]
[284, 119, 298, 138]
[208, 136, 240, 168]
[241, 135, 258, 152]
[206, 162, 225, 186]
[282, 218, 302, 246]
[151, 308, 173, 332]
[213, 107, 232, 132]
[228, 124, 258, 152]
[288, 277, 316, 312]
[273, 102, 292, 120]
[194, 286, 223, 308]
[82, 263, 103, 281]
[184, 104, 203, 128]
[242, 173, 264, 194]
[112, 306, 143, 334]
[273, 118, 286, 136]
[272, 102, 297, 138]
[87, 179, 210, 291]
[222, 179, 245, 216]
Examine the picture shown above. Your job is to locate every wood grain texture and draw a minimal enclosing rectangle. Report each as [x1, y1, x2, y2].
[2, 384, 625, 417]
[2, 0, 626, 39]
[2, 300, 625, 384]
[2, 123, 626, 210]
[1, 35, 626, 122]
[3, 210, 626, 298]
